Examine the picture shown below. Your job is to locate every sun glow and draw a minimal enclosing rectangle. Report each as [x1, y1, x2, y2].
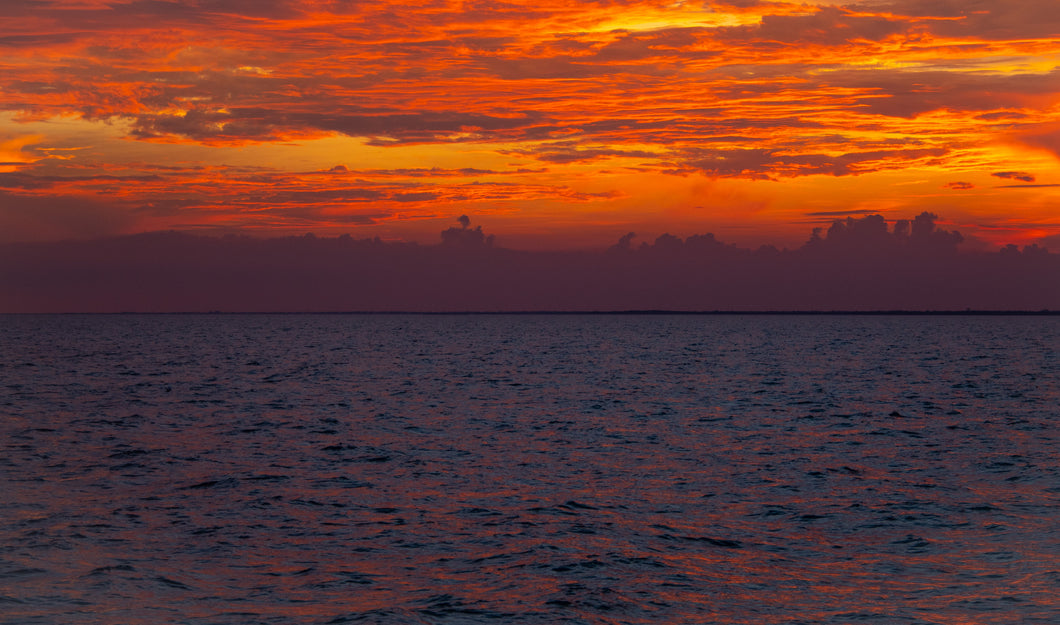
[0, 0, 1058, 249]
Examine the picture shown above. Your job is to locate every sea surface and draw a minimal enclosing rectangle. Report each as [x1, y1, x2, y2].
[1, 313, 1058, 624]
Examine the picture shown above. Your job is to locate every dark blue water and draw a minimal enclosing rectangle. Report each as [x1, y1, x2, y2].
[2, 314, 1058, 624]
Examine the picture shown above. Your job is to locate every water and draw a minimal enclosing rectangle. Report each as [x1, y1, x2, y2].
[1, 313, 1058, 624]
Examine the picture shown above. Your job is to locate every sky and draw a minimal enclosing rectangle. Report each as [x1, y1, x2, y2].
[2, 0, 1060, 251]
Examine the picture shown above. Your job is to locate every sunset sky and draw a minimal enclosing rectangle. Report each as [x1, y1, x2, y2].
[2, 0, 1059, 250]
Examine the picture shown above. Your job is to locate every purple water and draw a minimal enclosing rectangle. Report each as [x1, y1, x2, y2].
[2, 314, 1058, 624]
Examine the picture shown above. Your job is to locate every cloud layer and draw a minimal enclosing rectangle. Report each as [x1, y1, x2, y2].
[1, 0, 1059, 247]
[2, 214, 1056, 312]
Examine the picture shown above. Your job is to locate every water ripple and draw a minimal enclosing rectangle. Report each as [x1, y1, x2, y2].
[1, 313, 1058, 624]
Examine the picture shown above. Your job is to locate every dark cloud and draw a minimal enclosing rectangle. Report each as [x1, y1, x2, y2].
[994, 183, 1060, 188]
[1, 0, 1057, 247]
[247, 187, 386, 203]
[106, 0, 305, 22]
[802, 212, 964, 255]
[0, 171, 164, 190]
[590, 28, 718, 63]
[0, 0, 49, 17]
[710, 0, 761, 6]
[679, 147, 776, 178]
[0, 32, 86, 47]
[1035, 232, 1060, 252]
[742, 7, 910, 46]
[829, 68, 1060, 118]
[127, 106, 549, 143]
[300, 109, 547, 138]
[0, 190, 135, 243]
[481, 56, 666, 80]
[945, 181, 975, 190]
[392, 191, 441, 202]
[249, 204, 382, 225]
[324, 166, 544, 178]
[884, 0, 1060, 40]
[976, 111, 1030, 122]
[805, 209, 888, 217]
[3, 213, 1056, 312]
[992, 171, 1035, 182]
[441, 214, 494, 248]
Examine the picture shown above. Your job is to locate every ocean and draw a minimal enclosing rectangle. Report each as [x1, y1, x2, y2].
[1, 313, 1058, 624]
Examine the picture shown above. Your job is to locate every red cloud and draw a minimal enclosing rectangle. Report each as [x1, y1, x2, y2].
[1, 0, 1058, 246]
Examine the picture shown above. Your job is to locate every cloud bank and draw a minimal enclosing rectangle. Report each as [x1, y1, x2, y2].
[0, 1, 1058, 248]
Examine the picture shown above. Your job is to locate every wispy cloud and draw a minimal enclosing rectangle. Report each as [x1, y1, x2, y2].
[3, 212, 1057, 312]
[0, 0, 1058, 246]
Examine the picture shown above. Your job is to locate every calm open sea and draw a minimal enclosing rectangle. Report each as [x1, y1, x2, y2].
[1, 314, 1058, 624]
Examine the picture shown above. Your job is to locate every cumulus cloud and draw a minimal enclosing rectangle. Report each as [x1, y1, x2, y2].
[440, 214, 494, 248]
[3, 213, 1056, 312]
